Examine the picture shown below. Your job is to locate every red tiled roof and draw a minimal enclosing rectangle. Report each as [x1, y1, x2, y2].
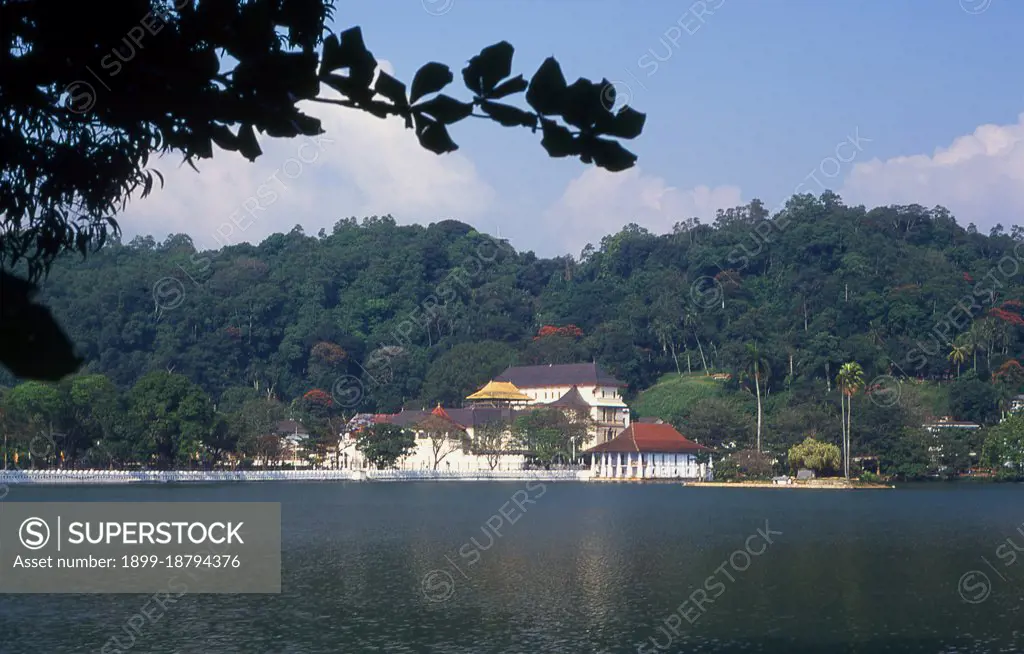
[415, 404, 466, 431]
[583, 423, 713, 454]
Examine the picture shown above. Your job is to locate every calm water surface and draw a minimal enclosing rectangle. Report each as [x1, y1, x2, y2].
[0, 482, 1022, 653]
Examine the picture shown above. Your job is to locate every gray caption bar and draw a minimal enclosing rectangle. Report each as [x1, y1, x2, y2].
[0, 503, 280, 593]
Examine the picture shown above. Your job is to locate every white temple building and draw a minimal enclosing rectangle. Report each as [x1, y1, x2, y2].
[494, 362, 630, 446]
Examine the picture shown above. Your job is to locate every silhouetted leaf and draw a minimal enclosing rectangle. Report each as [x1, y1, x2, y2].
[561, 78, 605, 131]
[595, 106, 646, 140]
[410, 62, 453, 104]
[261, 115, 301, 138]
[490, 74, 528, 99]
[291, 113, 323, 135]
[481, 101, 536, 128]
[210, 124, 239, 152]
[375, 72, 408, 109]
[237, 124, 261, 160]
[415, 118, 458, 154]
[320, 33, 344, 73]
[463, 41, 514, 96]
[582, 136, 636, 172]
[526, 58, 567, 116]
[322, 27, 371, 72]
[321, 73, 369, 101]
[360, 100, 394, 120]
[319, 27, 376, 89]
[414, 94, 473, 124]
[540, 119, 576, 158]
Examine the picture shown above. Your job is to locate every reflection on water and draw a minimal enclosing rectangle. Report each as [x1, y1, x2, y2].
[0, 482, 1022, 653]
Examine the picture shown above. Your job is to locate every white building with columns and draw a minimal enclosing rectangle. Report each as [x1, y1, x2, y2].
[583, 423, 714, 480]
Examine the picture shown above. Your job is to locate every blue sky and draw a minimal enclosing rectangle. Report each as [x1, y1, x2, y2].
[124, 0, 1024, 257]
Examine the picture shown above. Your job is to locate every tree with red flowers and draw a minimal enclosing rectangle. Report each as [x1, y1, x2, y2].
[311, 341, 347, 365]
[294, 388, 341, 465]
[535, 324, 584, 340]
[994, 359, 1024, 394]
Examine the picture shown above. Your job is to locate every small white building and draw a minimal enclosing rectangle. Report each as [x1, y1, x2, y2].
[922, 416, 981, 471]
[922, 416, 981, 434]
[583, 423, 714, 480]
[1010, 395, 1024, 414]
[274, 419, 311, 467]
[1001, 395, 1024, 423]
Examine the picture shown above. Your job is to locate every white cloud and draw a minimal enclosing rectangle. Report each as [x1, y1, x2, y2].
[117, 60, 496, 250]
[840, 113, 1024, 230]
[544, 166, 743, 256]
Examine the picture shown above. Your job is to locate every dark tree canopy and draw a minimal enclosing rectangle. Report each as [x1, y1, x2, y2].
[0, 0, 646, 380]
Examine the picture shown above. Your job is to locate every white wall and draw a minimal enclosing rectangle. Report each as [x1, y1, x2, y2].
[335, 436, 528, 472]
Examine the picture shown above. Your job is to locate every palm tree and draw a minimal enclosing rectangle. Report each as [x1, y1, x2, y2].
[973, 317, 998, 372]
[948, 341, 971, 378]
[961, 327, 979, 373]
[836, 362, 865, 479]
[683, 309, 710, 375]
[743, 342, 771, 453]
[650, 317, 681, 376]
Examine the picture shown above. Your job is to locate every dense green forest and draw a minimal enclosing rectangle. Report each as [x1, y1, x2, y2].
[3, 191, 1024, 477]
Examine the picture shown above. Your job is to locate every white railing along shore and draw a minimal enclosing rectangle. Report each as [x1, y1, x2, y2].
[0, 469, 362, 484]
[0, 469, 595, 485]
[365, 469, 589, 481]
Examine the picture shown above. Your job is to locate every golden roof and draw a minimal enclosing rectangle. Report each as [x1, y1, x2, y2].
[466, 380, 531, 401]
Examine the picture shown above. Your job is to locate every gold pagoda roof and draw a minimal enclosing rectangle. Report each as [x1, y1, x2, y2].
[465, 380, 531, 402]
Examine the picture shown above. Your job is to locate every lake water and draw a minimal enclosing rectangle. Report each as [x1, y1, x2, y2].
[0, 482, 1022, 653]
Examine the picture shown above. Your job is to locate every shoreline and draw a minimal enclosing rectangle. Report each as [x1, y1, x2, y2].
[687, 480, 894, 490]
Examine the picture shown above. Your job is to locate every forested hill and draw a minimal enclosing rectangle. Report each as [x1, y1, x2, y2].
[16, 191, 1024, 413]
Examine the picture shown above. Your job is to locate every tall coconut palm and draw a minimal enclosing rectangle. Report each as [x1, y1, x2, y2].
[961, 328, 979, 373]
[836, 362, 865, 479]
[744, 342, 771, 453]
[948, 341, 971, 378]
